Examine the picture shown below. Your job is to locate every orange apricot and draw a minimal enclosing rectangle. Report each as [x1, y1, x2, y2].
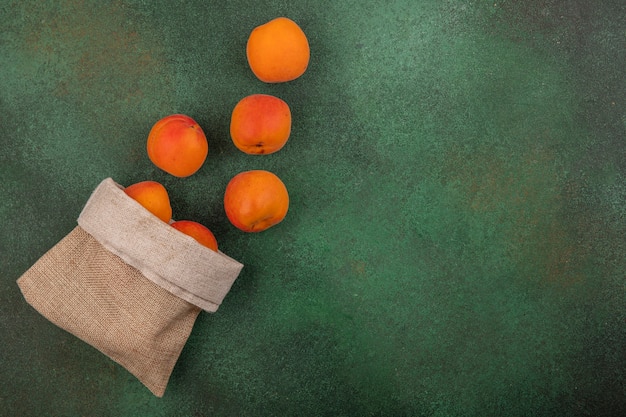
[124, 180, 172, 223]
[146, 114, 208, 177]
[171, 220, 218, 252]
[230, 94, 291, 155]
[246, 17, 310, 83]
[224, 170, 289, 232]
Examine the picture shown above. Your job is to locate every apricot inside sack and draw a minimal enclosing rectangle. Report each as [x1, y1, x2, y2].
[124, 181, 173, 223]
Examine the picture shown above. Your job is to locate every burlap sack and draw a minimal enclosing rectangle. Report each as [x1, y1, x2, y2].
[17, 178, 243, 397]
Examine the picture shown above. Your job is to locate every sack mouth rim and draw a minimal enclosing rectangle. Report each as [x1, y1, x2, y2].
[77, 178, 244, 312]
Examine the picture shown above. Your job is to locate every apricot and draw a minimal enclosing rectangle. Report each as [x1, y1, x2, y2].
[146, 114, 208, 177]
[171, 220, 218, 252]
[124, 180, 172, 223]
[224, 170, 289, 232]
[230, 94, 291, 155]
[246, 17, 310, 83]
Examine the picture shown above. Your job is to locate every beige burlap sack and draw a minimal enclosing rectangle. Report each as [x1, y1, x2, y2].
[17, 178, 243, 397]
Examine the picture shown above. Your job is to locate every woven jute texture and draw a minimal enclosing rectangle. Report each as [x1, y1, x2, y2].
[17, 226, 200, 397]
[16, 178, 244, 397]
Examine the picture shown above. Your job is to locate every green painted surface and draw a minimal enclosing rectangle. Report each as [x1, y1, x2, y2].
[1, 1, 624, 416]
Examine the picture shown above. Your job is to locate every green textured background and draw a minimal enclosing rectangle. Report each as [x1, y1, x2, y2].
[1, 1, 625, 416]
